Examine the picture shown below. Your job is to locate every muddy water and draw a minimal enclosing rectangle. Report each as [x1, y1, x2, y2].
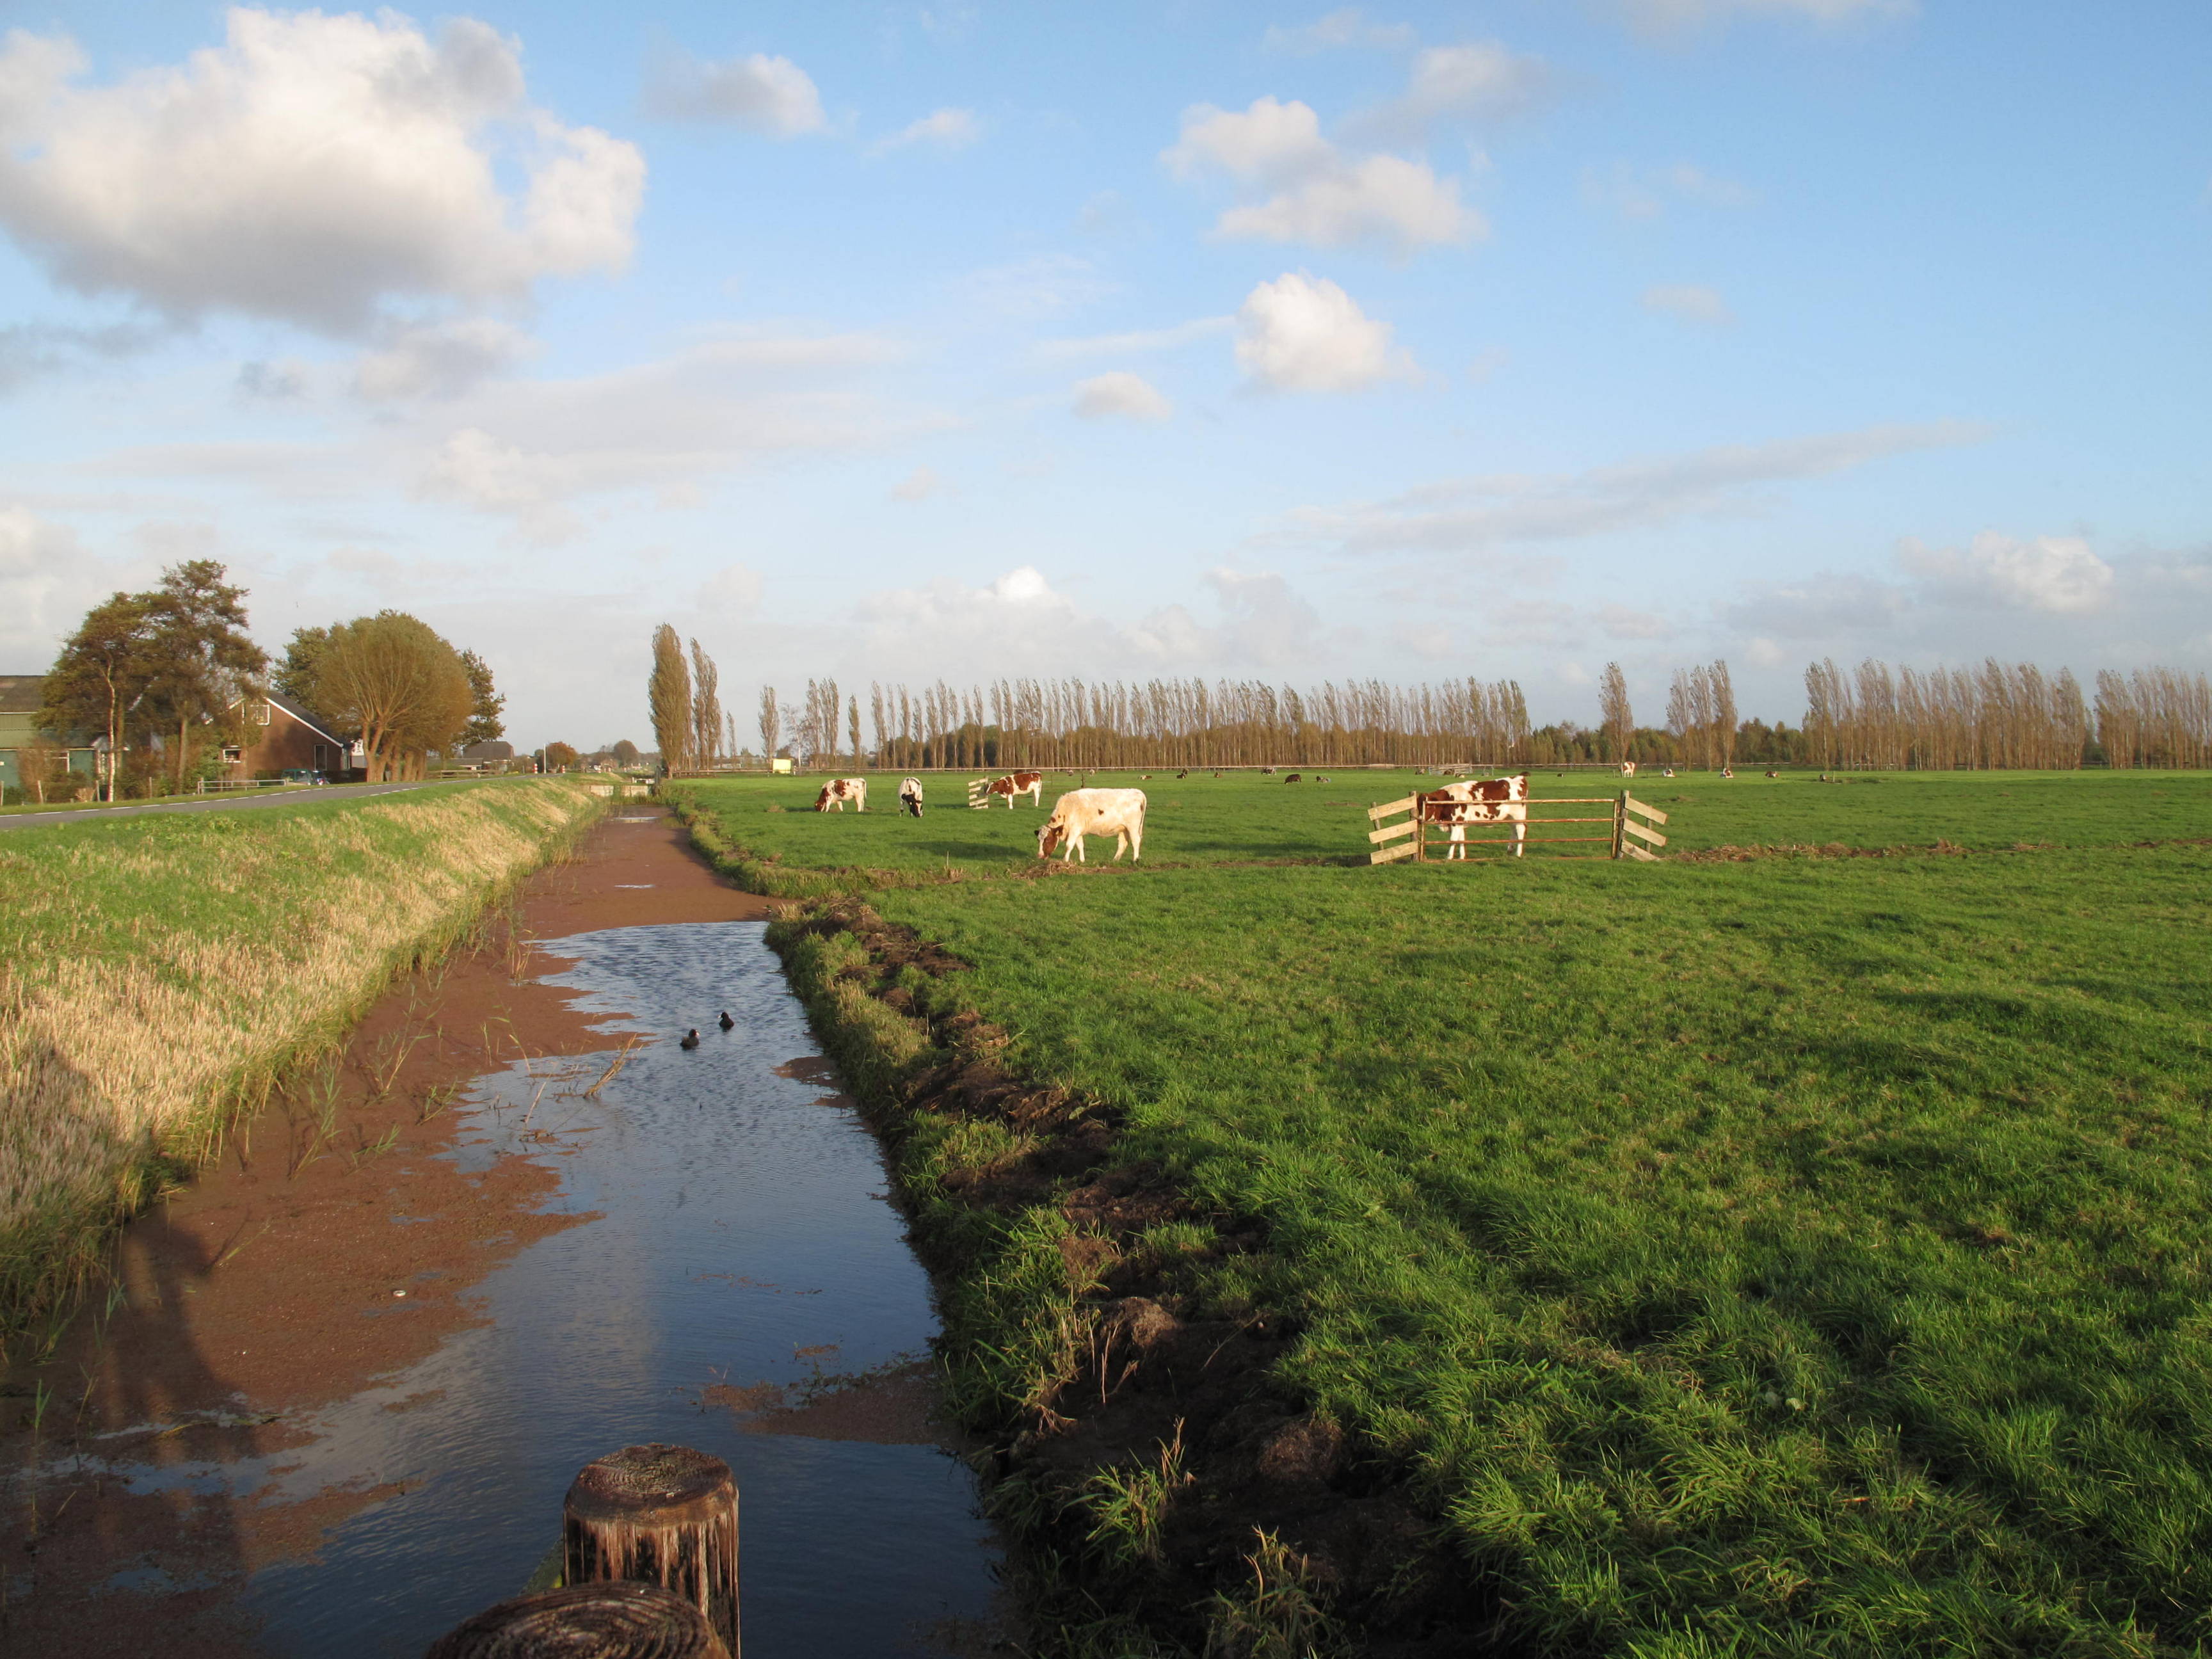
[3, 822, 1009, 1657]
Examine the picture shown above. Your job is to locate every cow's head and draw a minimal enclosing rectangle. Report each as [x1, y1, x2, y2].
[1037, 819, 1065, 858]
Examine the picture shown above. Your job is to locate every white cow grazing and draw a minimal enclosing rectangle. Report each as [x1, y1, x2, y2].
[813, 776, 868, 813]
[897, 777, 925, 817]
[1038, 788, 1146, 863]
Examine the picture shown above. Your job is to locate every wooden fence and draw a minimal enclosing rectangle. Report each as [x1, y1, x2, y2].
[1366, 790, 1669, 864]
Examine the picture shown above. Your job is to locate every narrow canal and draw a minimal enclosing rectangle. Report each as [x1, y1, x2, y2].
[1, 815, 1012, 1656]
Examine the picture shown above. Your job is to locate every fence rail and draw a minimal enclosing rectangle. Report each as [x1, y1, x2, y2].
[1366, 790, 1669, 865]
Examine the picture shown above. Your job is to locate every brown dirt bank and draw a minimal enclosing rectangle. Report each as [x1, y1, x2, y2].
[0, 810, 771, 1656]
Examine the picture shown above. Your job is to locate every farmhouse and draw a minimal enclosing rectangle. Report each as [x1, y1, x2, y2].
[0, 675, 99, 797]
[223, 692, 351, 781]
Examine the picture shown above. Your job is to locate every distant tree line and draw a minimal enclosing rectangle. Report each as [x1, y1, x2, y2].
[1805, 658, 2211, 771]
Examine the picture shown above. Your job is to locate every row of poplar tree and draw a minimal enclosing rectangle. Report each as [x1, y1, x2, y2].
[641, 627, 2211, 776]
[36, 560, 502, 801]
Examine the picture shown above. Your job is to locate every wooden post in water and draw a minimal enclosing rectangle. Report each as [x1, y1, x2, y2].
[424, 1581, 730, 1658]
[562, 1444, 741, 1656]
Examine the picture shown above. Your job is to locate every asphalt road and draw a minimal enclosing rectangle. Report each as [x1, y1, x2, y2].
[0, 779, 456, 832]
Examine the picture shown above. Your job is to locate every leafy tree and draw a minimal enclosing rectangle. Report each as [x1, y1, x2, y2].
[14, 734, 63, 804]
[611, 739, 641, 768]
[543, 741, 579, 771]
[142, 560, 267, 795]
[315, 612, 474, 781]
[40, 591, 156, 801]
[274, 626, 335, 715]
[459, 649, 505, 746]
[648, 625, 691, 774]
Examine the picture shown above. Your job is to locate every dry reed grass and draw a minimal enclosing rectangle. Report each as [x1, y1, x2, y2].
[0, 780, 602, 1339]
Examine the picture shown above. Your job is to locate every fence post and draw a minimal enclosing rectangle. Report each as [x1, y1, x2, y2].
[426, 1582, 730, 1658]
[563, 1444, 741, 1656]
[1612, 792, 1626, 860]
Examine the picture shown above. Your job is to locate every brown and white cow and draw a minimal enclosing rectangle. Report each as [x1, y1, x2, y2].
[1619, 762, 1637, 778]
[813, 776, 868, 813]
[1420, 772, 1530, 859]
[897, 777, 924, 817]
[987, 770, 1045, 808]
[1037, 788, 1146, 863]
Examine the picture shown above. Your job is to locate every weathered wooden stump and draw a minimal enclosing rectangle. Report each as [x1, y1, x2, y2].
[561, 1444, 740, 1656]
[424, 1580, 729, 1658]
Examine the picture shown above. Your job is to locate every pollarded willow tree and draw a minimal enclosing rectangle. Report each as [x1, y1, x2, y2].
[312, 612, 474, 781]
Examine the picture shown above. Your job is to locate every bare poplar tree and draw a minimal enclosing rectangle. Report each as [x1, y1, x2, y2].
[689, 639, 721, 771]
[1599, 662, 1633, 764]
[1711, 660, 1737, 767]
[648, 625, 691, 774]
[757, 685, 781, 767]
[848, 694, 863, 768]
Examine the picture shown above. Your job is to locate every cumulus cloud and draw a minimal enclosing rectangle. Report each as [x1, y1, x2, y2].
[642, 49, 828, 134]
[1347, 42, 1550, 145]
[869, 107, 979, 155]
[0, 11, 645, 333]
[891, 465, 940, 501]
[1294, 422, 1988, 552]
[1642, 283, 1734, 326]
[1164, 96, 1482, 257]
[355, 318, 541, 400]
[1071, 371, 1172, 422]
[1618, 0, 1915, 33]
[1263, 10, 1416, 52]
[1235, 271, 1419, 393]
[1895, 531, 2115, 614]
[0, 321, 158, 392]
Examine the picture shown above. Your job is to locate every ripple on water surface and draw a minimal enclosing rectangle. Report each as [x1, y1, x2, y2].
[222, 920, 1005, 1657]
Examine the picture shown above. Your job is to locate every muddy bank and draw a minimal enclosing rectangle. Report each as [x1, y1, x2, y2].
[1, 813, 1009, 1656]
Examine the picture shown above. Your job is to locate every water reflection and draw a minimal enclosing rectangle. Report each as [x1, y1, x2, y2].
[211, 920, 1002, 1656]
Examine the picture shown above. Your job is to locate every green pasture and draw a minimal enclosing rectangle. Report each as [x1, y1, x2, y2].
[675, 768, 2212, 880]
[878, 846, 2212, 1653]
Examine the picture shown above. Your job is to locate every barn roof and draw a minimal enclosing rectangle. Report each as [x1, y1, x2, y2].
[0, 675, 45, 714]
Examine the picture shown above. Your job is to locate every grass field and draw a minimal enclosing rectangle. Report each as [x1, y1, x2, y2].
[676, 768, 2212, 881]
[0, 778, 602, 1336]
[680, 770, 2212, 1653]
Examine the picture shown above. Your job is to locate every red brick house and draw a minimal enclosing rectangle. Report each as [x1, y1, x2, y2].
[225, 693, 349, 780]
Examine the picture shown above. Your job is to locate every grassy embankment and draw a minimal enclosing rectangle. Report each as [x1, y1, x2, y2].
[0, 778, 604, 1338]
[676, 771, 2212, 1655]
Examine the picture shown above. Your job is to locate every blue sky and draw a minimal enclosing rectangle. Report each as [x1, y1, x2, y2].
[1, 0, 2204, 748]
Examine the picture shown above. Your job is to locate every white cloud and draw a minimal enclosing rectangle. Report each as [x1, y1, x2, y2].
[1642, 283, 1734, 326]
[1349, 42, 1550, 144]
[869, 107, 979, 155]
[404, 331, 935, 541]
[1219, 154, 1480, 254]
[1896, 531, 2115, 614]
[891, 465, 940, 501]
[0, 12, 645, 334]
[1598, 603, 1672, 639]
[1071, 371, 1172, 422]
[851, 563, 1328, 674]
[643, 49, 828, 135]
[1745, 636, 1788, 667]
[1164, 96, 1482, 257]
[1263, 10, 1416, 52]
[1295, 422, 1989, 552]
[355, 318, 541, 400]
[0, 503, 108, 662]
[1235, 271, 1419, 393]
[1619, 0, 1915, 34]
[1035, 316, 1234, 362]
[696, 563, 765, 614]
